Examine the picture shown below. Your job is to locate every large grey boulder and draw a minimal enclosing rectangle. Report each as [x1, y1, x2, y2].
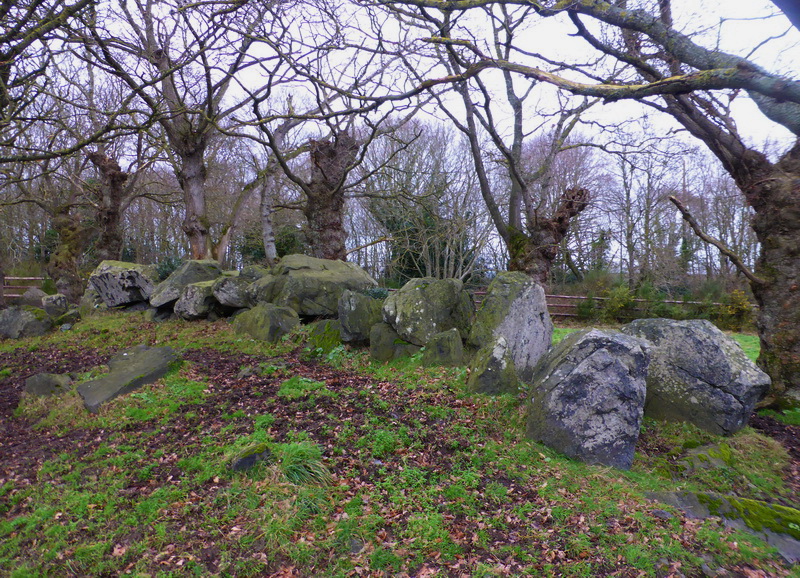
[369, 322, 421, 362]
[232, 303, 300, 343]
[42, 294, 69, 318]
[24, 373, 74, 396]
[88, 260, 158, 307]
[383, 278, 474, 346]
[150, 260, 223, 308]
[468, 272, 553, 381]
[212, 272, 251, 308]
[466, 336, 519, 395]
[621, 318, 770, 435]
[174, 281, 218, 321]
[0, 306, 53, 339]
[527, 329, 650, 470]
[17, 287, 47, 307]
[249, 255, 377, 317]
[421, 328, 464, 367]
[338, 290, 384, 343]
[77, 345, 180, 413]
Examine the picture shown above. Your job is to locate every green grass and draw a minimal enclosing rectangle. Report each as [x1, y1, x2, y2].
[0, 312, 792, 577]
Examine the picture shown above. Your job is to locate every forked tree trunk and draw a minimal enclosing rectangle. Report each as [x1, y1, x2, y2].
[507, 187, 590, 285]
[303, 133, 359, 261]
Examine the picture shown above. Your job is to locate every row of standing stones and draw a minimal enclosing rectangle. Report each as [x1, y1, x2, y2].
[3, 255, 770, 471]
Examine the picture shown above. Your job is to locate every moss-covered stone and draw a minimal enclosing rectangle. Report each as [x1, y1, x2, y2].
[421, 328, 465, 367]
[0, 306, 53, 339]
[649, 491, 800, 562]
[338, 289, 384, 343]
[466, 336, 519, 395]
[230, 443, 274, 471]
[150, 260, 223, 308]
[307, 319, 343, 354]
[248, 255, 376, 316]
[232, 303, 300, 343]
[369, 322, 420, 362]
[382, 278, 474, 346]
[174, 280, 218, 321]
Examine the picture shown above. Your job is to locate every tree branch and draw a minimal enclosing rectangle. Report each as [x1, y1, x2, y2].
[669, 195, 766, 285]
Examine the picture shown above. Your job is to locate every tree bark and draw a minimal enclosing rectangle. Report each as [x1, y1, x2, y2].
[507, 187, 590, 285]
[746, 144, 800, 407]
[46, 210, 92, 303]
[0, 260, 5, 309]
[303, 133, 359, 261]
[261, 180, 278, 264]
[177, 151, 212, 260]
[87, 151, 128, 262]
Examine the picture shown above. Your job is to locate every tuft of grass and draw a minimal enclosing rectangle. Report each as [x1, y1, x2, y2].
[276, 441, 332, 485]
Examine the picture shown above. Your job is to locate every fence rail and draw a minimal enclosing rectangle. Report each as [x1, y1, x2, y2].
[2, 276, 45, 298]
[469, 289, 731, 320]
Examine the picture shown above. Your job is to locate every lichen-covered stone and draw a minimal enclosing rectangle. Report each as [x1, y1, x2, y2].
[77, 345, 180, 413]
[174, 280, 218, 321]
[149, 260, 223, 308]
[0, 306, 53, 339]
[24, 373, 73, 396]
[382, 278, 474, 346]
[232, 303, 299, 343]
[527, 329, 650, 470]
[250, 255, 377, 317]
[41, 294, 69, 318]
[468, 272, 552, 381]
[212, 272, 251, 308]
[369, 322, 420, 362]
[421, 328, 464, 367]
[88, 260, 158, 307]
[338, 290, 384, 343]
[466, 336, 519, 395]
[621, 318, 770, 435]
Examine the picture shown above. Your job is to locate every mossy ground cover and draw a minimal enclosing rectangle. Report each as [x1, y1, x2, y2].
[0, 313, 797, 576]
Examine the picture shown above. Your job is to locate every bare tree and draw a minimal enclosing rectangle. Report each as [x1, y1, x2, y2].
[380, 0, 800, 405]
[77, 0, 269, 259]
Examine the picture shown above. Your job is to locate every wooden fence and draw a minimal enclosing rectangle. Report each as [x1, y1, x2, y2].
[471, 290, 727, 320]
[2, 276, 45, 298]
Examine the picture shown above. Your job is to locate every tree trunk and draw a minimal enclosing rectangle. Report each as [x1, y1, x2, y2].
[46, 210, 92, 303]
[303, 133, 359, 261]
[178, 152, 211, 260]
[508, 187, 590, 286]
[304, 183, 348, 261]
[748, 149, 800, 407]
[0, 260, 5, 309]
[87, 151, 128, 262]
[260, 182, 278, 264]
